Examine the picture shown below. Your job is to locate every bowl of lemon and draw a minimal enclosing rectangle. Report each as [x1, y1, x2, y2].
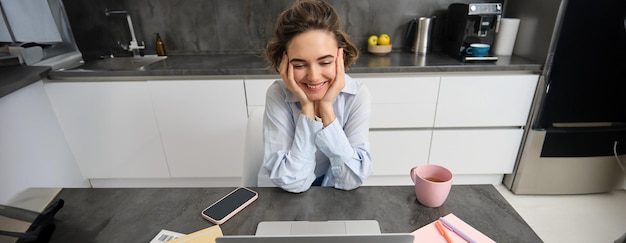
[367, 34, 392, 55]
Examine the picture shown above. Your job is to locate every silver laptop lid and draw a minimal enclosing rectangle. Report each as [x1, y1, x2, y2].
[216, 233, 415, 243]
[255, 220, 381, 236]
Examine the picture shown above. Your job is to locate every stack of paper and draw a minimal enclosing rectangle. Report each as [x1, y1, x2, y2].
[411, 213, 495, 243]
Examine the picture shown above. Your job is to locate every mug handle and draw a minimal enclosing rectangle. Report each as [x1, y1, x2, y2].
[465, 47, 473, 55]
[410, 166, 418, 183]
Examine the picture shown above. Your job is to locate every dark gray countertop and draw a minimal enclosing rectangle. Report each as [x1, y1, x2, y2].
[49, 185, 543, 242]
[2, 51, 541, 98]
[0, 65, 50, 98]
[48, 51, 543, 79]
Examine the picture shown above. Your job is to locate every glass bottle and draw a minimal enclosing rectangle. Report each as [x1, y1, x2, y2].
[155, 33, 166, 56]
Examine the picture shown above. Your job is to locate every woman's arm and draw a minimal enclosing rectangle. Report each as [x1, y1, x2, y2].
[315, 81, 372, 190]
[262, 81, 320, 193]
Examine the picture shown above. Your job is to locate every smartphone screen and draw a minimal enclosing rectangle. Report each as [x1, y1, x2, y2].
[201, 187, 257, 224]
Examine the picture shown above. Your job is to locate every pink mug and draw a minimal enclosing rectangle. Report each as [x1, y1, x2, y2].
[410, 164, 453, 207]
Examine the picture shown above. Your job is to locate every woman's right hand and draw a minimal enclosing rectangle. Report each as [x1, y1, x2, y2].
[280, 53, 315, 118]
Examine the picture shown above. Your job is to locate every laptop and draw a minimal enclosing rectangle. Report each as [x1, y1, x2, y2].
[255, 220, 381, 235]
[215, 234, 415, 243]
[215, 220, 414, 243]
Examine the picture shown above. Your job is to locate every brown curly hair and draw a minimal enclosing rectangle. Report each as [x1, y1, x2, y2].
[265, 0, 359, 72]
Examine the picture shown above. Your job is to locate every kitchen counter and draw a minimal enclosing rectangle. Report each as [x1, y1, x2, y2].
[48, 185, 543, 242]
[48, 51, 543, 79]
[0, 65, 50, 98]
[1, 51, 541, 98]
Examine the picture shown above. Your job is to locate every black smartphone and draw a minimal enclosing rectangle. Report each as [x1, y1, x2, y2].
[200, 187, 258, 224]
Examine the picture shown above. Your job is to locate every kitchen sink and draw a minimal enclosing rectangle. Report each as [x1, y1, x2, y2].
[71, 55, 167, 70]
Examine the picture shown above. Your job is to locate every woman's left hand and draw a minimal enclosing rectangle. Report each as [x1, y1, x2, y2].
[316, 48, 345, 126]
[322, 48, 345, 105]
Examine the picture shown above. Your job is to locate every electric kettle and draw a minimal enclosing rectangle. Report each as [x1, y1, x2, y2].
[405, 16, 436, 55]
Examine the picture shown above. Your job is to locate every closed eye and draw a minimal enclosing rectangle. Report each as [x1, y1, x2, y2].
[290, 60, 307, 69]
[319, 55, 334, 66]
[289, 55, 334, 69]
[292, 63, 306, 69]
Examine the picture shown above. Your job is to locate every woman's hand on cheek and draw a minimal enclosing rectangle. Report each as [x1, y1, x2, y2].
[322, 48, 345, 105]
[317, 48, 345, 126]
[280, 53, 315, 118]
[281, 54, 306, 102]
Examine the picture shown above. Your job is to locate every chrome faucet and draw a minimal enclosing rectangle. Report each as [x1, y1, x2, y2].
[105, 8, 144, 56]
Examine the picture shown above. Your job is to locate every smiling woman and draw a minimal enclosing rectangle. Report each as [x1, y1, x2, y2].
[259, 0, 371, 193]
[284, 30, 338, 102]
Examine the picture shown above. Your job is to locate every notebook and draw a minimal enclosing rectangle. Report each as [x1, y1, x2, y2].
[411, 213, 496, 243]
[255, 220, 381, 236]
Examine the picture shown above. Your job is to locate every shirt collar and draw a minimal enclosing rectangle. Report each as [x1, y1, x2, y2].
[284, 74, 357, 103]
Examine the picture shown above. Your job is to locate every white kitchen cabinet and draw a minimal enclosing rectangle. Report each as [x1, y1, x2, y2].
[148, 80, 247, 178]
[44, 81, 169, 178]
[357, 76, 439, 128]
[244, 76, 440, 128]
[369, 130, 431, 176]
[429, 74, 538, 182]
[356, 75, 439, 185]
[244, 74, 538, 185]
[42, 73, 535, 186]
[429, 129, 524, 174]
[435, 74, 538, 127]
[244, 78, 277, 115]
[0, 81, 88, 204]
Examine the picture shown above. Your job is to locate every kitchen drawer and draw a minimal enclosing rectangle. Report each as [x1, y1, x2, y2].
[435, 75, 538, 127]
[358, 76, 439, 128]
[429, 129, 524, 174]
[369, 130, 432, 176]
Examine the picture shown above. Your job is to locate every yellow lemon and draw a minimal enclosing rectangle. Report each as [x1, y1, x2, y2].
[367, 35, 378, 46]
[377, 34, 391, 45]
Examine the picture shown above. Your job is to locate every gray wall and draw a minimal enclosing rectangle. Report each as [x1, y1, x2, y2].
[63, 0, 501, 61]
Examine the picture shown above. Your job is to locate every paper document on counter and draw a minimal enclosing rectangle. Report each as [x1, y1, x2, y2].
[411, 213, 495, 243]
[150, 225, 222, 243]
[150, 229, 185, 243]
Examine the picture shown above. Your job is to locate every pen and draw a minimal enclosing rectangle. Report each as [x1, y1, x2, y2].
[435, 220, 454, 243]
[439, 217, 477, 243]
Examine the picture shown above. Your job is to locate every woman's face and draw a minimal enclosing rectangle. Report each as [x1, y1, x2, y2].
[286, 30, 338, 101]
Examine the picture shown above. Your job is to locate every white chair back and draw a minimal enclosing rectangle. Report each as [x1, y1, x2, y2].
[242, 108, 274, 187]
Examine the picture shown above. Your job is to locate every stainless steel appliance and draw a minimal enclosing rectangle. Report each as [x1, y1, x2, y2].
[503, 0, 626, 194]
[406, 16, 436, 55]
[443, 3, 502, 62]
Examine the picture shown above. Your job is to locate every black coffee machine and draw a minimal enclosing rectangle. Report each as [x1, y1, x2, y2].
[444, 3, 502, 62]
